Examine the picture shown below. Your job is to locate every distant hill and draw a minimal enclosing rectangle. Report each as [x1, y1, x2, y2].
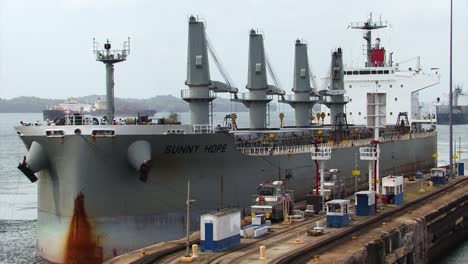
[0, 97, 62, 113]
[0, 95, 262, 113]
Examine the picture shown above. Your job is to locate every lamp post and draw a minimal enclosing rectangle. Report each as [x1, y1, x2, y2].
[449, 0, 454, 178]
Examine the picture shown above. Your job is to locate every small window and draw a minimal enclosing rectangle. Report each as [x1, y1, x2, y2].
[195, 55, 203, 67]
[378, 84, 381, 88]
[45, 129, 65, 137]
[390, 112, 393, 115]
[327, 113, 330, 116]
[349, 98, 352, 102]
[384, 70, 390, 74]
[400, 84, 404, 88]
[395, 97, 398, 101]
[392, 70, 395, 74]
[353, 70, 359, 75]
[371, 70, 377, 74]
[349, 112, 352, 115]
[255, 63, 262, 73]
[389, 85, 393, 88]
[300, 68, 306, 77]
[349, 85, 352, 88]
[377, 70, 384, 74]
[358, 112, 361, 115]
[92, 129, 115, 138]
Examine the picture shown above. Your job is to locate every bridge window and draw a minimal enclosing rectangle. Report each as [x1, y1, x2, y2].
[384, 70, 390, 74]
[258, 186, 274, 196]
[377, 70, 384, 74]
[353, 70, 358, 75]
[371, 70, 377, 74]
[359, 70, 371, 75]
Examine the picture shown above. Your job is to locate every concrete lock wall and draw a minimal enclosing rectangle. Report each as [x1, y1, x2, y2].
[337, 191, 468, 264]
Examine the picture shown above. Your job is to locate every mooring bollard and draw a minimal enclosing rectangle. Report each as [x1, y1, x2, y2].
[192, 244, 199, 257]
[259, 245, 266, 260]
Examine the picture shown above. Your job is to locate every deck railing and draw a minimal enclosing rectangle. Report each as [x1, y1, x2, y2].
[193, 124, 214, 134]
[237, 144, 314, 156]
[236, 131, 437, 156]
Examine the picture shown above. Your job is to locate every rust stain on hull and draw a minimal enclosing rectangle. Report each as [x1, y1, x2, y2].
[64, 192, 103, 264]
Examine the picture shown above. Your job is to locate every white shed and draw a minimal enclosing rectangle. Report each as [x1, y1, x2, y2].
[200, 208, 241, 252]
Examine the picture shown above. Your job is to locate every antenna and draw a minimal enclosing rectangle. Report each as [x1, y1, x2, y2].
[93, 37, 131, 123]
[349, 14, 388, 66]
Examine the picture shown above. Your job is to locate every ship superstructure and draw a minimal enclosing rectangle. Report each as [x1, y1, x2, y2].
[329, 14, 440, 126]
[15, 15, 437, 263]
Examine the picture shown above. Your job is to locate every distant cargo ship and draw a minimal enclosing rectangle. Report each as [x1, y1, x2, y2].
[436, 86, 468, 125]
[43, 97, 157, 120]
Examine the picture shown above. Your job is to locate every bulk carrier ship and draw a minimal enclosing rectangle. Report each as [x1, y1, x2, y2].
[436, 85, 468, 124]
[43, 97, 157, 122]
[15, 15, 439, 263]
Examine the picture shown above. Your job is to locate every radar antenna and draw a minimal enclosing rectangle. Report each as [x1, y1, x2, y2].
[349, 13, 388, 66]
[93, 37, 130, 123]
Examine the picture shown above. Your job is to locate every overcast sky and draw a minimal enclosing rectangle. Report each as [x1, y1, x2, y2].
[1, 0, 466, 102]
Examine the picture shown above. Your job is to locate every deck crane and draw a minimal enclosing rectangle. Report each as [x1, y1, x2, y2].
[206, 35, 238, 93]
[265, 51, 286, 96]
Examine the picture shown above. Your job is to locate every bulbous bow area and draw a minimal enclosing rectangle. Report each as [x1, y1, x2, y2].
[127, 140, 152, 182]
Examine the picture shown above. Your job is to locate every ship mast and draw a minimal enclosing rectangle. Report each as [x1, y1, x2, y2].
[349, 13, 387, 67]
[280, 39, 319, 127]
[184, 16, 238, 126]
[234, 29, 285, 129]
[93, 37, 130, 123]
